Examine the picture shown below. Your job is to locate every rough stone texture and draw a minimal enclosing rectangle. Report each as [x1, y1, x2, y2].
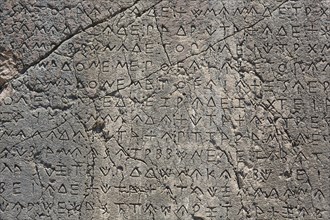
[0, 0, 329, 219]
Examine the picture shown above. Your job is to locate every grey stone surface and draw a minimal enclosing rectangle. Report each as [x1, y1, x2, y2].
[0, 0, 329, 219]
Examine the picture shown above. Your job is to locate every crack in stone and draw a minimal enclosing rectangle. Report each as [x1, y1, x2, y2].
[19, 0, 143, 75]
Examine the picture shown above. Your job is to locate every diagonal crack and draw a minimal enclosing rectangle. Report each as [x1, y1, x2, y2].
[19, 0, 142, 75]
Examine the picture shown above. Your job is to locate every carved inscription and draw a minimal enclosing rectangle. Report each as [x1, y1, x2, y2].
[0, 0, 329, 219]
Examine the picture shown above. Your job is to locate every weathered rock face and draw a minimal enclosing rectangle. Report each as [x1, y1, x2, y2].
[0, 0, 329, 219]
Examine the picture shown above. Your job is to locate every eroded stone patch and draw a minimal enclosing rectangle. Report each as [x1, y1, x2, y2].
[0, 47, 20, 101]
